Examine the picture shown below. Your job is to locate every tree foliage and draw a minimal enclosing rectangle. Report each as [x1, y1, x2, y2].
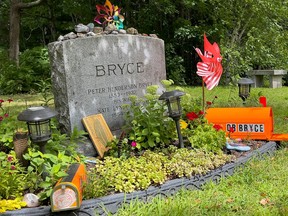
[1, 0, 288, 93]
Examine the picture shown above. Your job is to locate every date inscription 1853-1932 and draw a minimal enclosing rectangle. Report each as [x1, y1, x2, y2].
[95, 62, 144, 77]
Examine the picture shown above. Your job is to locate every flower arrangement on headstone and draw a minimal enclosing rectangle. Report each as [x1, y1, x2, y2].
[94, 0, 125, 31]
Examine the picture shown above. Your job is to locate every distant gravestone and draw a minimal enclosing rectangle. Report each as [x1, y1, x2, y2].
[48, 35, 166, 134]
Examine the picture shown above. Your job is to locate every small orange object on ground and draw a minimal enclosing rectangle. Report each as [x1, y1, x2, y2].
[51, 163, 87, 212]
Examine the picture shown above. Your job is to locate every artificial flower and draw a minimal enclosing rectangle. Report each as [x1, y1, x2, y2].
[213, 124, 223, 131]
[186, 112, 199, 121]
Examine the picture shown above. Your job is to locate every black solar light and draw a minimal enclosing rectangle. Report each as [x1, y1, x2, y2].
[18, 106, 58, 153]
[159, 90, 185, 148]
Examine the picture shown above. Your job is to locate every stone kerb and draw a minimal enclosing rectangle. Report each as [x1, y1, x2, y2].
[48, 35, 166, 134]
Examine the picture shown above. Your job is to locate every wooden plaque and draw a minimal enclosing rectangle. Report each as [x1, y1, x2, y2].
[82, 114, 113, 158]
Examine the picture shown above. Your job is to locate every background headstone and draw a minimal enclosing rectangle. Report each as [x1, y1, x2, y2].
[48, 35, 166, 134]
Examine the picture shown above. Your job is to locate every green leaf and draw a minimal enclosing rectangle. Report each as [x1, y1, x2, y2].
[51, 164, 61, 174]
[142, 128, 149, 135]
[56, 171, 68, 178]
[152, 132, 160, 137]
[39, 181, 52, 189]
[148, 138, 155, 147]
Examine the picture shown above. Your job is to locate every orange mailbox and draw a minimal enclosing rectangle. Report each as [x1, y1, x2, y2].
[51, 163, 87, 212]
[205, 107, 288, 141]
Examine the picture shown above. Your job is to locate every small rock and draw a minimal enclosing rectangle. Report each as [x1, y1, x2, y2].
[93, 27, 103, 34]
[57, 35, 64, 41]
[23, 193, 40, 208]
[105, 24, 117, 32]
[142, 33, 148, 36]
[87, 23, 94, 32]
[149, 34, 158, 38]
[119, 29, 127, 34]
[111, 30, 119, 35]
[64, 32, 77, 40]
[127, 27, 138, 35]
[77, 33, 86, 38]
[75, 23, 89, 33]
[87, 32, 96, 37]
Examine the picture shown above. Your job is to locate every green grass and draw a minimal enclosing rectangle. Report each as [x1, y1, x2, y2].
[0, 93, 53, 131]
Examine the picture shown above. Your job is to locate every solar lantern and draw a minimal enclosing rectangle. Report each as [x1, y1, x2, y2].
[238, 77, 254, 103]
[159, 90, 185, 148]
[18, 106, 58, 153]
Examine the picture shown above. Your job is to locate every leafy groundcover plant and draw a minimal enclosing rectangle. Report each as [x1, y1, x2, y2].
[84, 147, 233, 199]
[84, 81, 233, 199]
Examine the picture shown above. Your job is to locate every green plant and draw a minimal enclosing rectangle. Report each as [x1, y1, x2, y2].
[106, 135, 131, 158]
[35, 78, 54, 106]
[184, 122, 226, 153]
[0, 152, 29, 199]
[45, 125, 87, 156]
[0, 98, 16, 151]
[23, 149, 80, 200]
[122, 85, 177, 150]
[0, 47, 50, 94]
[84, 148, 232, 199]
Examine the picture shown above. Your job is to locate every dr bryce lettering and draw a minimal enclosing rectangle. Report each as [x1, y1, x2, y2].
[95, 62, 144, 77]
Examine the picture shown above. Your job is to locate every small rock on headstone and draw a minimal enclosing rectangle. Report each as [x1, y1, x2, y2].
[87, 23, 94, 32]
[149, 34, 158, 38]
[142, 33, 148, 36]
[93, 27, 104, 34]
[111, 30, 119, 35]
[87, 32, 96, 37]
[105, 23, 117, 32]
[63, 32, 77, 40]
[119, 29, 127, 34]
[57, 35, 64, 41]
[75, 23, 89, 33]
[23, 193, 40, 208]
[77, 33, 86, 38]
[127, 27, 138, 35]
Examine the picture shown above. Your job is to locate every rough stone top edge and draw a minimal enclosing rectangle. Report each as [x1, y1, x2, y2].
[48, 34, 164, 47]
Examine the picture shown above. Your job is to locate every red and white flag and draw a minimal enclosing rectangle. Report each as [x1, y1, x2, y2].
[195, 34, 223, 90]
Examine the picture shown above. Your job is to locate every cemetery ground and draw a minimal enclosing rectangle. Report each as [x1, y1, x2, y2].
[1, 85, 288, 215]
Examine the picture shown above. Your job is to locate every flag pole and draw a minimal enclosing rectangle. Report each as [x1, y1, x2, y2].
[202, 80, 205, 113]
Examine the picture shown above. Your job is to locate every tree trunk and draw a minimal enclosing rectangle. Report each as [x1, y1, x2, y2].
[8, 0, 45, 66]
[9, 0, 20, 65]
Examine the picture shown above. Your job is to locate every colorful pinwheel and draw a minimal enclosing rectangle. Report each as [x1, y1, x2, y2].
[195, 34, 223, 90]
[94, 0, 124, 30]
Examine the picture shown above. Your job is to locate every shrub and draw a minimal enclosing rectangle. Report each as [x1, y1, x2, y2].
[122, 85, 177, 151]
[0, 47, 50, 94]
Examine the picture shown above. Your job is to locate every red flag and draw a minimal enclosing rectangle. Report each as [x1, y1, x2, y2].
[195, 34, 223, 90]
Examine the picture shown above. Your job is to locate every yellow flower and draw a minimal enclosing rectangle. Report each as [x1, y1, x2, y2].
[180, 119, 188, 129]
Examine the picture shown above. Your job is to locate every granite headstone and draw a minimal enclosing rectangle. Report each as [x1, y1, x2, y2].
[48, 35, 166, 134]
